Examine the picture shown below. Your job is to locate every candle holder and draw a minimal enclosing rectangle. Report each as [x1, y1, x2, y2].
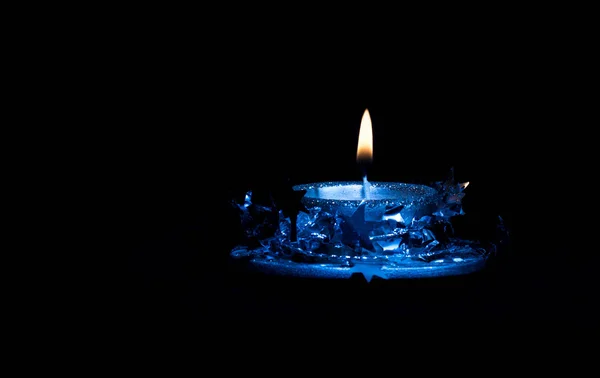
[230, 174, 508, 281]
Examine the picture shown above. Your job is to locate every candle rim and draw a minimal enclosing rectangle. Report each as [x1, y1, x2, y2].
[293, 181, 437, 203]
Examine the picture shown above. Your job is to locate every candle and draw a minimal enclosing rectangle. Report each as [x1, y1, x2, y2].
[230, 108, 501, 280]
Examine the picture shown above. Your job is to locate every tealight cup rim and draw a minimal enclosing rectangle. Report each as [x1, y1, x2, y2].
[293, 180, 438, 207]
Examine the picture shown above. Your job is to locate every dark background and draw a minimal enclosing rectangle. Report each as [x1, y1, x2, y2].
[92, 22, 596, 341]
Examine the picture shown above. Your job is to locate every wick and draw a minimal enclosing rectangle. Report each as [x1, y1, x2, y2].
[358, 159, 371, 199]
[362, 175, 371, 199]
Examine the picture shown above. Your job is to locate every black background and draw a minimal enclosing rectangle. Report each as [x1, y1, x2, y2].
[91, 17, 596, 344]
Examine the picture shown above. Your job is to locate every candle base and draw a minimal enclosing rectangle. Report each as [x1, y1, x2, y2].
[230, 179, 508, 281]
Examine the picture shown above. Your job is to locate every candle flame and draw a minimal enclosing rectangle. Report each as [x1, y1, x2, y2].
[356, 108, 373, 163]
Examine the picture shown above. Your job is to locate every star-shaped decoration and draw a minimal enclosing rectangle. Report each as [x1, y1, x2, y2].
[275, 187, 308, 219]
[341, 201, 375, 250]
[272, 179, 309, 242]
[349, 263, 389, 282]
[433, 167, 469, 208]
